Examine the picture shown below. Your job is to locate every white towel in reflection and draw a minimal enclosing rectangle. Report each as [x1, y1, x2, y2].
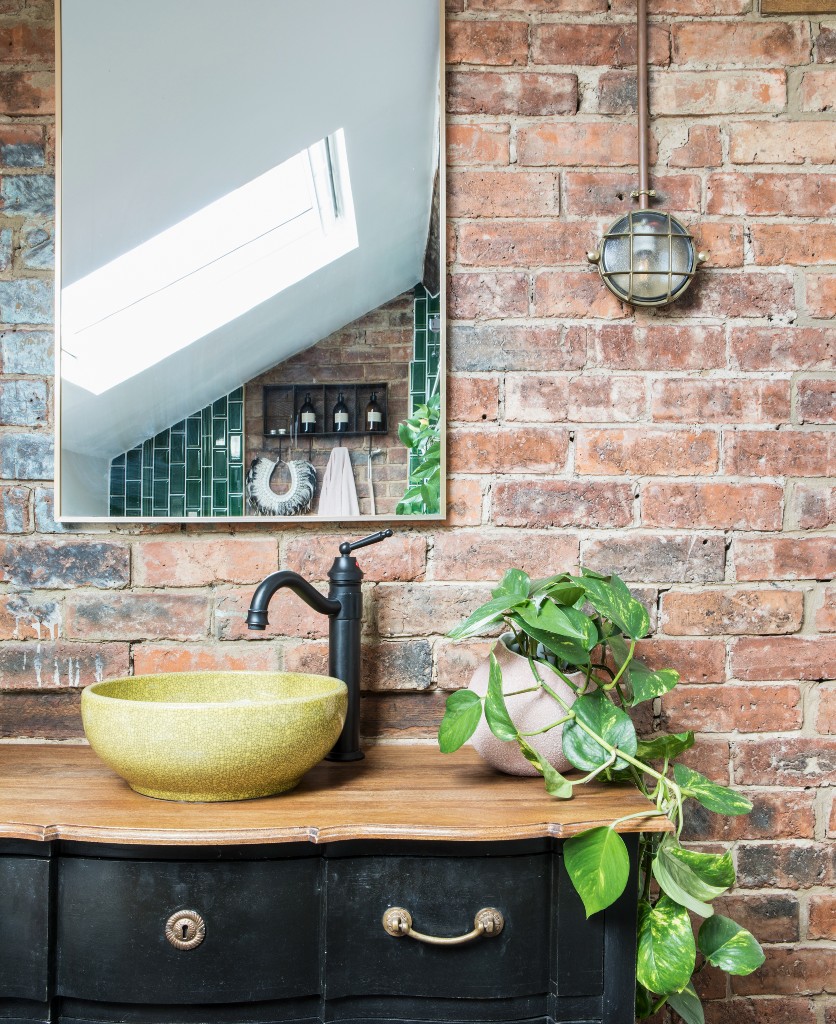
[317, 446, 360, 517]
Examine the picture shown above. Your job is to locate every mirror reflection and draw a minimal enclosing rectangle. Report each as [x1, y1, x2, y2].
[57, 0, 443, 521]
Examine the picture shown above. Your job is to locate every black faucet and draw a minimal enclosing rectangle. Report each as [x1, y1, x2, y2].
[245, 530, 393, 762]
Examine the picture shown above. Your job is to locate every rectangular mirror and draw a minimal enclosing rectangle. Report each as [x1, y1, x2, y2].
[56, 0, 444, 522]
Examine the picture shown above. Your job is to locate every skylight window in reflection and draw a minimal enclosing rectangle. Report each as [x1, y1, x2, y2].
[61, 131, 357, 396]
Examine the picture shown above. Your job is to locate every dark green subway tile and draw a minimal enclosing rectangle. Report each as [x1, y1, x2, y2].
[229, 495, 244, 516]
[109, 495, 125, 516]
[109, 465, 125, 493]
[212, 480, 228, 510]
[213, 396, 227, 418]
[112, 453, 125, 468]
[410, 361, 426, 392]
[212, 449, 227, 479]
[414, 329, 426, 361]
[229, 464, 243, 494]
[142, 496, 152, 516]
[126, 479, 141, 507]
[213, 419, 226, 449]
[229, 386, 243, 403]
[126, 448, 142, 480]
[186, 448, 201, 480]
[152, 479, 169, 510]
[170, 432, 185, 464]
[228, 402, 243, 432]
[170, 495, 185, 517]
[153, 448, 169, 477]
[170, 463, 186, 496]
[172, 420, 186, 434]
[186, 479, 201, 509]
[154, 428, 170, 449]
[187, 417, 200, 448]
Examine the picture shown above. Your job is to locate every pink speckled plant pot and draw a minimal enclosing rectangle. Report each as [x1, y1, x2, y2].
[468, 636, 580, 777]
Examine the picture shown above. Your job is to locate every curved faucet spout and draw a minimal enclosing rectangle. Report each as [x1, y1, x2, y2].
[246, 571, 341, 630]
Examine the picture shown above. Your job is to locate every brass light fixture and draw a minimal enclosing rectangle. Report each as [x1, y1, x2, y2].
[587, 0, 707, 307]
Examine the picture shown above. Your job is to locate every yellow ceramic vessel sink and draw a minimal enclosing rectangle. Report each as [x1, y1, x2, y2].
[81, 671, 348, 802]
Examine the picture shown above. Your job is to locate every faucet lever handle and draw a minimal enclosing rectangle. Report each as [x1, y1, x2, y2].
[339, 529, 393, 555]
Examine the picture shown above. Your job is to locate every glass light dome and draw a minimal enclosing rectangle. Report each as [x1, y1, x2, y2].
[595, 210, 698, 307]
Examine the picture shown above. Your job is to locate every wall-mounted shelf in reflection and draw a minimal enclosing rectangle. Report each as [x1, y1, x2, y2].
[262, 383, 389, 438]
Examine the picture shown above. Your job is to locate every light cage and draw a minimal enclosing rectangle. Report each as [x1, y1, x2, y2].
[593, 209, 698, 307]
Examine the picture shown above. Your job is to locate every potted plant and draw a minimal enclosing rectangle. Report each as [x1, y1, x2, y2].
[396, 391, 441, 515]
[439, 567, 764, 1024]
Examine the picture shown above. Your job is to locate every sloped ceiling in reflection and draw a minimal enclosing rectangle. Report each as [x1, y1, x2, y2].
[60, 0, 440, 461]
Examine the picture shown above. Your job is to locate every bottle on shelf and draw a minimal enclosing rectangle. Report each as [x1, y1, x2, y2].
[365, 391, 384, 432]
[298, 392, 317, 434]
[332, 391, 349, 433]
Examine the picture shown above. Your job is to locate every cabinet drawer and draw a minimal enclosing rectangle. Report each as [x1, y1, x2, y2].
[0, 855, 50, 1002]
[57, 856, 321, 1005]
[325, 852, 550, 1001]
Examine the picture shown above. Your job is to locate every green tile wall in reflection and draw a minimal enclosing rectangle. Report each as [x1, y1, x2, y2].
[109, 387, 245, 516]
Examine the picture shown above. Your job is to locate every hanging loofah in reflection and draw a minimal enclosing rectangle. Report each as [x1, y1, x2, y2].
[246, 458, 317, 516]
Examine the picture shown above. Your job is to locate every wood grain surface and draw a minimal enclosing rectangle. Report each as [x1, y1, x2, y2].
[0, 743, 672, 846]
[761, 0, 836, 11]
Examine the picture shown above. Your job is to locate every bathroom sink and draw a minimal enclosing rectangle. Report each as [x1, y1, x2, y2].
[81, 671, 348, 802]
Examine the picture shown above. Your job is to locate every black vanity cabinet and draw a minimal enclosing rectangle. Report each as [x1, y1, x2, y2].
[0, 746, 669, 1024]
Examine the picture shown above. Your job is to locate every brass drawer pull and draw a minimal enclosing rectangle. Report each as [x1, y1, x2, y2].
[382, 906, 504, 946]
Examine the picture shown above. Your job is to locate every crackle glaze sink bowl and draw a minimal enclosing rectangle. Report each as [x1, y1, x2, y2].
[81, 671, 348, 802]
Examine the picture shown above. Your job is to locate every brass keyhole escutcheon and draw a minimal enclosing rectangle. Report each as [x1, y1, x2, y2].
[164, 910, 206, 950]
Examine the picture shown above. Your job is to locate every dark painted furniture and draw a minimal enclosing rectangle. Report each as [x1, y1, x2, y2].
[0, 745, 671, 1024]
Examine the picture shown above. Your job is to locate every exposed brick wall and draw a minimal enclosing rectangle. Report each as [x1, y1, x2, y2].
[0, 0, 834, 1017]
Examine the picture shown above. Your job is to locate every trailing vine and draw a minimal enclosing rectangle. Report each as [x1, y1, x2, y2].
[439, 568, 764, 1024]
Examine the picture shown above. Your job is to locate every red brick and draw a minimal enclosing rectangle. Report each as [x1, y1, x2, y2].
[448, 170, 560, 217]
[0, 539, 130, 589]
[790, 483, 836, 529]
[449, 272, 528, 319]
[133, 538, 277, 587]
[729, 121, 836, 165]
[651, 379, 790, 424]
[468, 0, 606, 9]
[576, 428, 719, 476]
[505, 373, 645, 423]
[493, 479, 634, 528]
[668, 271, 794, 319]
[650, 69, 786, 115]
[668, 125, 723, 168]
[736, 537, 836, 582]
[64, 592, 210, 642]
[662, 683, 802, 732]
[642, 482, 783, 532]
[0, 483, 30, 531]
[446, 20, 529, 66]
[534, 272, 628, 320]
[695, 221, 745, 268]
[0, 641, 129, 689]
[375, 582, 495, 638]
[709, 173, 836, 218]
[586, 324, 725, 370]
[517, 122, 641, 167]
[730, 327, 836, 371]
[797, 379, 836, 424]
[431, 529, 579, 581]
[360, 691, 448, 742]
[446, 123, 510, 166]
[816, 588, 836, 634]
[582, 533, 726, 583]
[457, 219, 597, 267]
[596, 71, 639, 115]
[446, 476, 483, 526]
[0, 22, 53, 65]
[807, 274, 836, 317]
[284, 533, 426, 583]
[531, 23, 669, 67]
[726, 429, 836, 478]
[684, 790, 815, 843]
[751, 225, 836, 266]
[447, 426, 569, 474]
[730, 637, 836, 681]
[0, 593, 58, 640]
[131, 643, 280, 675]
[447, 72, 577, 116]
[0, 70, 53, 114]
[800, 69, 836, 111]
[448, 375, 499, 422]
[672, 20, 809, 67]
[663, 588, 803, 636]
[635, 637, 726, 683]
[735, 738, 836, 786]
[611, 0, 749, 11]
[733, 947, 836, 996]
[714, 894, 801, 944]
[808, 894, 836, 939]
[817, 24, 836, 62]
[738, 843, 836, 892]
[450, 324, 586, 373]
[214, 587, 329, 641]
[284, 642, 434, 693]
[705, 997, 816, 1024]
[563, 172, 700, 216]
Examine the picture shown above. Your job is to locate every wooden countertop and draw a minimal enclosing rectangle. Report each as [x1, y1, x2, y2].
[0, 743, 672, 846]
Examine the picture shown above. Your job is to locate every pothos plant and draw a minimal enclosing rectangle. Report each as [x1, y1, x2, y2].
[439, 567, 764, 1024]
[396, 390, 441, 515]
